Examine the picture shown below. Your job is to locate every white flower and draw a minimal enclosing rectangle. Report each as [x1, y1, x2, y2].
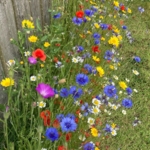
[72, 57, 79, 63]
[133, 89, 138, 93]
[37, 101, 46, 108]
[91, 106, 100, 115]
[24, 51, 31, 57]
[7, 60, 15, 67]
[77, 56, 84, 63]
[125, 78, 130, 82]
[108, 102, 112, 107]
[74, 101, 80, 106]
[41, 148, 47, 150]
[107, 111, 111, 115]
[111, 130, 117, 136]
[92, 98, 101, 107]
[111, 104, 118, 110]
[87, 117, 95, 125]
[30, 76, 37, 81]
[119, 91, 123, 94]
[132, 69, 139, 75]
[104, 109, 107, 112]
[79, 135, 86, 141]
[122, 110, 127, 115]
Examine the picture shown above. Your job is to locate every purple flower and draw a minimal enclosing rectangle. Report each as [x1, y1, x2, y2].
[104, 50, 113, 60]
[36, 83, 55, 99]
[60, 117, 77, 132]
[104, 124, 112, 132]
[60, 88, 70, 98]
[93, 33, 101, 39]
[72, 17, 83, 26]
[83, 142, 95, 150]
[134, 56, 141, 62]
[53, 13, 61, 19]
[28, 56, 37, 64]
[76, 73, 89, 86]
[45, 127, 59, 142]
[126, 87, 132, 95]
[84, 9, 94, 16]
[122, 98, 133, 108]
[104, 85, 117, 98]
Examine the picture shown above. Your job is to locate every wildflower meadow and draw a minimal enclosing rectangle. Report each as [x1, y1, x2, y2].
[0, 0, 150, 150]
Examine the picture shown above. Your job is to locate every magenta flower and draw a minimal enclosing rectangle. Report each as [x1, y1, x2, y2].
[36, 83, 55, 99]
[28, 56, 37, 64]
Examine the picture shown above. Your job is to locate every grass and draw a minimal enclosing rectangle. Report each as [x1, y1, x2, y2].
[0, 0, 150, 150]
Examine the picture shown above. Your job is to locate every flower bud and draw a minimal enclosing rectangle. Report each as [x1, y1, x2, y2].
[58, 78, 66, 84]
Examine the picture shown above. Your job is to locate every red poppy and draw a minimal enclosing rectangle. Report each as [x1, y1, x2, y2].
[120, 5, 125, 11]
[32, 49, 46, 61]
[76, 10, 84, 18]
[66, 133, 72, 142]
[43, 117, 50, 126]
[53, 57, 59, 63]
[53, 119, 60, 128]
[40, 110, 50, 119]
[75, 117, 79, 123]
[92, 46, 100, 53]
[58, 146, 67, 150]
[108, 24, 112, 30]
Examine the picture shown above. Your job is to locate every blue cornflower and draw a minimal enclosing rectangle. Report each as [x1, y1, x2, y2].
[77, 46, 84, 52]
[84, 64, 93, 73]
[122, 25, 127, 30]
[84, 9, 94, 16]
[60, 88, 70, 98]
[122, 98, 133, 108]
[94, 39, 100, 45]
[100, 23, 108, 30]
[80, 102, 91, 116]
[138, 7, 144, 13]
[93, 33, 101, 39]
[56, 114, 65, 122]
[104, 50, 113, 60]
[70, 86, 83, 99]
[83, 142, 95, 150]
[134, 56, 141, 62]
[91, 6, 98, 12]
[53, 13, 61, 19]
[104, 85, 117, 98]
[66, 113, 76, 120]
[45, 127, 59, 142]
[60, 117, 77, 132]
[126, 87, 132, 95]
[76, 73, 89, 86]
[72, 17, 83, 26]
[104, 124, 112, 133]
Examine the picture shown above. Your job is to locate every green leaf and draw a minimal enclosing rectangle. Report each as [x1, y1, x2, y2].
[36, 19, 42, 32]
[41, 35, 48, 42]
[0, 104, 5, 112]
[51, 38, 62, 43]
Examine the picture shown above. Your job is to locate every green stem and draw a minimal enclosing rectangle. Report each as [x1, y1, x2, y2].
[4, 118, 9, 150]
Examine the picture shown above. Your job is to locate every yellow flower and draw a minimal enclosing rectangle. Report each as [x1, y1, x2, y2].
[91, 128, 98, 137]
[0, 78, 14, 87]
[95, 147, 100, 150]
[113, 1, 119, 7]
[92, 56, 100, 63]
[40, 64, 44, 67]
[114, 15, 116, 18]
[44, 42, 50, 47]
[119, 81, 127, 90]
[85, 16, 91, 21]
[90, 1, 97, 5]
[87, 31, 92, 34]
[111, 123, 116, 129]
[113, 28, 120, 34]
[109, 65, 114, 70]
[94, 23, 100, 29]
[96, 66, 105, 77]
[127, 8, 132, 13]
[117, 35, 122, 41]
[101, 37, 105, 41]
[99, 16, 104, 19]
[20, 61, 24, 64]
[28, 35, 38, 43]
[22, 20, 34, 29]
[108, 36, 119, 47]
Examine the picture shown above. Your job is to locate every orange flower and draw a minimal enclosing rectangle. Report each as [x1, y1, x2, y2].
[40, 110, 50, 119]
[32, 49, 46, 61]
